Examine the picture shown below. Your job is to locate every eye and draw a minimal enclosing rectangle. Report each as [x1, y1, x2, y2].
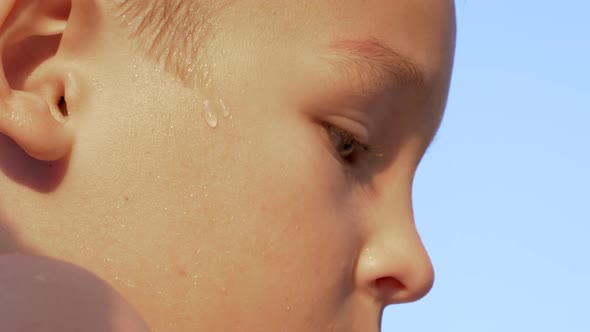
[325, 123, 376, 165]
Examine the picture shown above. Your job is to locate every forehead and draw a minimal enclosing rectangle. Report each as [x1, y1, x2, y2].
[225, 0, 455, 78]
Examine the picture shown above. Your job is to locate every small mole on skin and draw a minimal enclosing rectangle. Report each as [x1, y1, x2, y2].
[124, 197, 129, 202]
[171, 258, 188, 277]
[177, 266, 188, 277]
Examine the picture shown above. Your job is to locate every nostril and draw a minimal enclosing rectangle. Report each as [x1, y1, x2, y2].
[374, 277, 406, 299]
[57, 96, 68, 117]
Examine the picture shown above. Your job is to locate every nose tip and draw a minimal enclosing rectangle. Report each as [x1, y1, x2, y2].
[356, 230, 435, 305]
[385, 246, 434, 304]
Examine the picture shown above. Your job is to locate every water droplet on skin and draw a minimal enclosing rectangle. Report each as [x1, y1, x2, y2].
[131, 64, 139, 83]
[202, 100, 218, 128]
[219, 98, 231, 118]
[92, 79, 104, 94]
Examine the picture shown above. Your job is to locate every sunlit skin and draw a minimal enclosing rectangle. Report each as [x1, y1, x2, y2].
[0, 0, 455, 331]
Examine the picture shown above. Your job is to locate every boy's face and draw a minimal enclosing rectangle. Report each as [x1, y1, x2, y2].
[1, 0, 455, 331]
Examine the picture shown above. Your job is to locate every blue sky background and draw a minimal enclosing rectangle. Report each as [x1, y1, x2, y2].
[383, 1, 590, 331]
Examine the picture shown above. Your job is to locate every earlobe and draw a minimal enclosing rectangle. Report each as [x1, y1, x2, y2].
[0, 0, 73, 162]
[0, 91, 72, 161]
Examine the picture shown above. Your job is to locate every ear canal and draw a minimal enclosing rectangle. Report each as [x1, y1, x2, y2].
[58, 96, 68, 116]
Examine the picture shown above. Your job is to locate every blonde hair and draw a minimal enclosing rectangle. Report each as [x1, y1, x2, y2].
[114, 0, 231, 86]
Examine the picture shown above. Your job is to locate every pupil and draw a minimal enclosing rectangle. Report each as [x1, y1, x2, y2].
[341, 142, 354, 154]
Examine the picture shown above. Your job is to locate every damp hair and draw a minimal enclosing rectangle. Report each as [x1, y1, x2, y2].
[113, 0, 229, 86]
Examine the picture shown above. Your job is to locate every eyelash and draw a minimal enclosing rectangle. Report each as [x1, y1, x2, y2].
[325, 123, 379, 165]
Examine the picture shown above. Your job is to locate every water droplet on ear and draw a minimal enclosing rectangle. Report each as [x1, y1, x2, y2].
[219, 98, 231, 118]
[202, 100, 218, 128]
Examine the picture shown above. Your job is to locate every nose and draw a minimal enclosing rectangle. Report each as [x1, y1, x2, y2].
[355, 201, 435, 305]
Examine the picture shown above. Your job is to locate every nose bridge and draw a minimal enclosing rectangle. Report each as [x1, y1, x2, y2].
[356, 185, 434, 304]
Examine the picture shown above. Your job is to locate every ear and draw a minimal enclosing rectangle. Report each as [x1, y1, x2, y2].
[0, 0, 77, 161]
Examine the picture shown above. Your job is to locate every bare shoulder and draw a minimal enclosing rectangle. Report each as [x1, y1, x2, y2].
[0, 254, 150, 332]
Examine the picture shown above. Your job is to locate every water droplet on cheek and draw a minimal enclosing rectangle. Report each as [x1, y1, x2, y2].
[202, 100, 218, 128]
[218, 98, 231, 118]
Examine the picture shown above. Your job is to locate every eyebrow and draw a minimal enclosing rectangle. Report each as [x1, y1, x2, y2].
[325, 37, 427, 93]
